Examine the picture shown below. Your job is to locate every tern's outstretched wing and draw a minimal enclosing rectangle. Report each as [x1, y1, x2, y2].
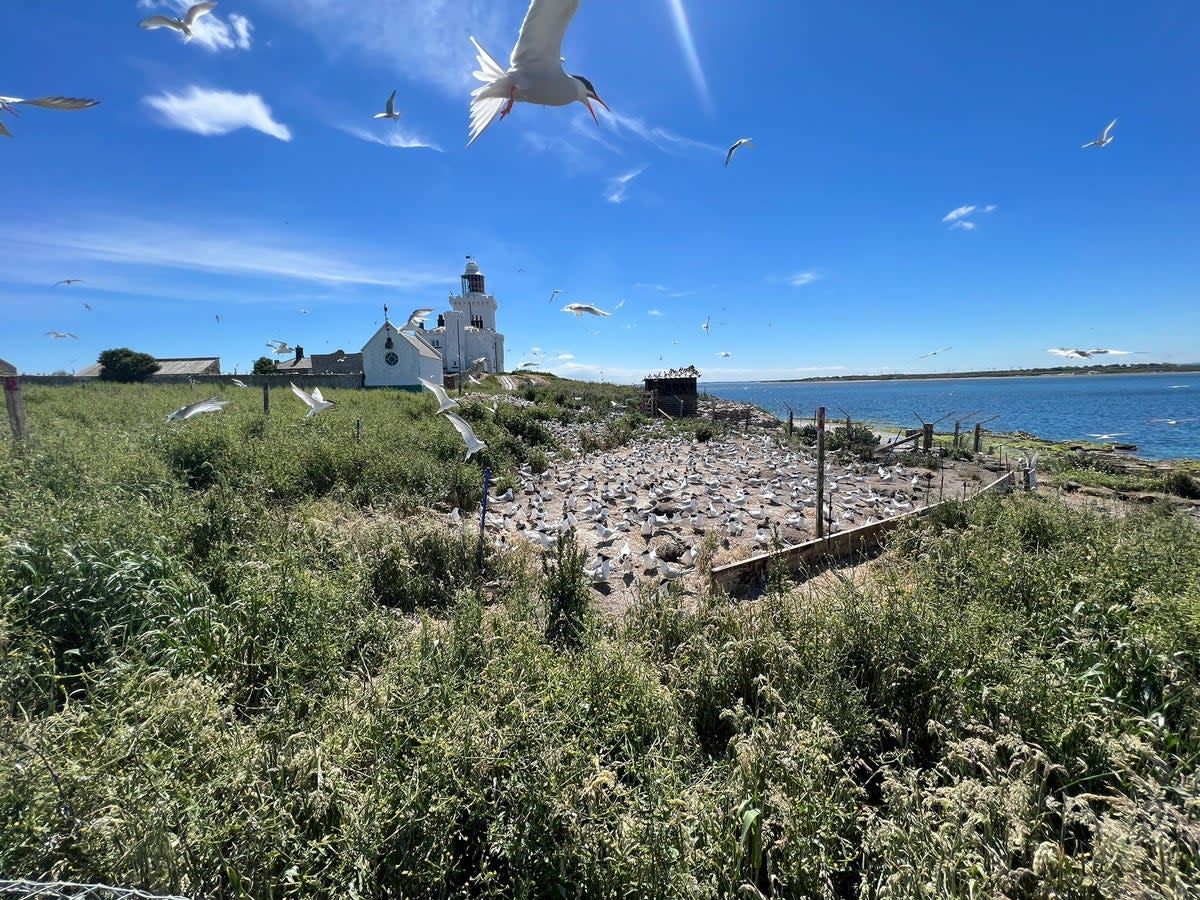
[468, 37, 509, 146]
[0, 120, 10, 139]
[384, 90, 397, 116]
[140, 15, 180, 30]
[1102, 118, 1117, 140]
[290, 382, 317, 409]
[419, 377, 458, 413]
[511, 0, 580, 71]
[311, 387, 325, 403]
[16, 96, 100, 111]
[443, 412, 487, 459]
[184, 2, 218, 26]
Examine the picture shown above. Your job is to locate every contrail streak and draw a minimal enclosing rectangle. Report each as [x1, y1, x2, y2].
[664, 0, 714, 115]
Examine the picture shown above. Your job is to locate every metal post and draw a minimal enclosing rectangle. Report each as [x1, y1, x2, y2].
[4, 377, 29, 444]
[262, 383, 270, 415]
[815, 407, 826, 538]
[476, 466, 492, 572]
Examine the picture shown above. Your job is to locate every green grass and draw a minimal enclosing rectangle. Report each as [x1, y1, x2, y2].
[2, 384, 1199, 898]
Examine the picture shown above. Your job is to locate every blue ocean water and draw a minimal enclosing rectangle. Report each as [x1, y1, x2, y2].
[704, 373, 1200, 461]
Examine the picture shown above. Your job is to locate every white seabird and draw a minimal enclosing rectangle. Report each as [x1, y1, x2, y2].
[725, 138, 753, 167]
[167, 397, 230, 422]
[290, 382, 335, 419]
[467, 0, 610, 147]
[562, 303, 610, 317]
[443, 411, 488, 459]
[419, 377, 459, 413]
[1082, 118, 1117, 149]
[374, 89, 401, 120]
[1, 95, 100, 138]
[139, 2, 217, 41]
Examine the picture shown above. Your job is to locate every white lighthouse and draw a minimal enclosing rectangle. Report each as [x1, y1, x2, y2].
[420, 257, 506, 375]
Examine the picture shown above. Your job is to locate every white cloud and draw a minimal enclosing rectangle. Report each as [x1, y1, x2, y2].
[943, 203, 996, 230]
[647, 309, 664, 317]
[137, 1, 253, 52]
[790, 271, 820, 287]
[664, 0, 714, 115]
[605, 166, 648, 204]
[942, 205, 977, 223]
[144, 87, 292, 141]
[259, 0, 506, 95]
[603, 111, 723, 156]
[0, 218, 445, 289]
[340, 125, 442, 152]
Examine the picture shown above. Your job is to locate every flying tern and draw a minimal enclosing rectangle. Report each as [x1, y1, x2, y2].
[467, 0, 610, 147]
[231, 378, 249, 388]
[1086, 432, 1129, 440]
[725, 138, 753, 167]
[702, 316, 710, 335]
[139, 2, 217, 41]
[290, 382, 335, 418]
[46, 331, 78, 340]
[55, 278, 85, 286]
[548, 289, 565, 304]
[717, 351, 732, 358]
[374, 89, 401, 120]
[166, 397, 230, 422]
[1082, 118, 1117, 149]
[267, 340, 293, 356]
[917, 346, 952, 360]
[562, 303, 610, 317]
[443, 411, 487, 459]
[418, 377, 459, 413]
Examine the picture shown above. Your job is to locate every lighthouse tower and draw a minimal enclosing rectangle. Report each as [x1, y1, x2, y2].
[421, 257, 506, 375]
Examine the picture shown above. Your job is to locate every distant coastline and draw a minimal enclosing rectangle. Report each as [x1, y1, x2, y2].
[765, 362, 1200, 384]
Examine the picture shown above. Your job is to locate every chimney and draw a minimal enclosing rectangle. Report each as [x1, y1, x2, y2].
[294, 345, 304, 362]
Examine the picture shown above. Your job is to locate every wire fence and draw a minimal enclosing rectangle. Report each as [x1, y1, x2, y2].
[0, 881, 191, 900]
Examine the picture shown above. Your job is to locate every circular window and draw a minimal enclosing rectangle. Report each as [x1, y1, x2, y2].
[384, 351, 399, 367]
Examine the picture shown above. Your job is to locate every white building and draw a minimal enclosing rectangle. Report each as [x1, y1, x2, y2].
[419, 258, 506, 375]
[361, 322, 444, 388]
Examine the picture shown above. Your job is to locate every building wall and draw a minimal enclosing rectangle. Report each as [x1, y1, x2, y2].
[361, 326, 443, 387]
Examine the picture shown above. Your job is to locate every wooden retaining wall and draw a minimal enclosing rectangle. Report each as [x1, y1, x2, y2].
[709, 471, 1016, 598]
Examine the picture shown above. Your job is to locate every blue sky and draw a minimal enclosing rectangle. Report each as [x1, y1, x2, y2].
[3, 0, 1199, 382]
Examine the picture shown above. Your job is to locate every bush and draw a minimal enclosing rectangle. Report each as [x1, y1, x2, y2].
[543, 531, 590, 649]
[1160, 469, 1200, 499]
[97, 348, 159, 383]
[252, 357, 278, 374]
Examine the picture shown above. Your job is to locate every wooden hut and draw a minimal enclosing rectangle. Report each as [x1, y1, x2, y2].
[643, 366, 699, 417]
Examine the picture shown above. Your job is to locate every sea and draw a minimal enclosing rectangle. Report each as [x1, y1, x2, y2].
[704, 373, 1200, 461]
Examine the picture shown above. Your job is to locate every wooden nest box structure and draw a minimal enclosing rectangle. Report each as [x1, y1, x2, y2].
[643, 365, 699, 418]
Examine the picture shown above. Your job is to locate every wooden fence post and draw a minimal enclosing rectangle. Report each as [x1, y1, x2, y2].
[787, 410, 794, 438]
[815, 407, 826, 538]
[952, 421, 961, 449]
[974, 423, 983, 453]
[355, 418, 362, 444]
[922, 423, 934, 452]
[262, 383, 270, 415]
[4, 377, 29, 444]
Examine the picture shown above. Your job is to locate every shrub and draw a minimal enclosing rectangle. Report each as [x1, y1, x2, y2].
[97, 348, 159, 383]
[252, 357, 278, 374]
[1160, 469, 1200, 499]
[543, 531, 590, 649]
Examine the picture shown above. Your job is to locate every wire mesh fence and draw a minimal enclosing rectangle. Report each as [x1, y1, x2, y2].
[0, 881, 191, 900]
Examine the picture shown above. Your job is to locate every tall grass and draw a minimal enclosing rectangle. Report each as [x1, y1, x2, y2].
[1, 384, 1199, 898]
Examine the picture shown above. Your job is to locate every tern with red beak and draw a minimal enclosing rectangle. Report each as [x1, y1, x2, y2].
[468, 0, 609, 147]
